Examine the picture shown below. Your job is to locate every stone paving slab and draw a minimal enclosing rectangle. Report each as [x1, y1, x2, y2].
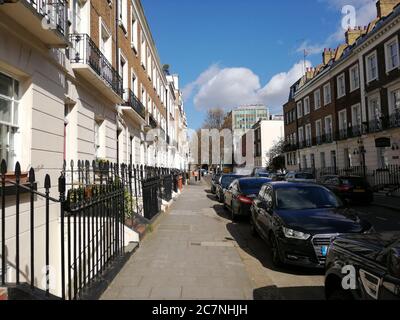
[101, 181, 254, 300]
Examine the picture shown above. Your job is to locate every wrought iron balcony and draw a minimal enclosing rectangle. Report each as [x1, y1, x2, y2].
[149, 114, 158, 129]
[338, 128, 348, 140]
[389, 111, 400, 129]
[368, 118, 384, 133]
[0, 0, 67, 46]
[69, 34, 123, 102]
[305, 139, 312, 147]
[122, 89, 146, 120]
[349, 125, 363, 138]
[283, 143, 298, 152]
[322, 133, 333, 143]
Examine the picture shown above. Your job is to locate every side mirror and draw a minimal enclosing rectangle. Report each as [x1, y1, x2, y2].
[388, 248, 400, 278]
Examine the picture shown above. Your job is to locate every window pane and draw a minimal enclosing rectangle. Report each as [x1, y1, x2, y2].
[13, 80, 19, 99]
[13, 102, 18, 125]
[0, 73, 13, 97]
[0, 98, 12, 123]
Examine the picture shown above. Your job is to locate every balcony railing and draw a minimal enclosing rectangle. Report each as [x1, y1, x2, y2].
[338, 128, 348, 140]
[149, 114, 158, 129]
[389, 111, 400, 129]
[69, 34, 123, 97]
[123, 89, 145, 120]
[305, 139, 312, 147]
[368, 118, 383, 133]
[349, 125, 363, 138]
[26, 0, 67, 36]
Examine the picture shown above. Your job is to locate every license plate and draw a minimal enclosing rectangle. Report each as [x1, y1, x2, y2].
[321, 246, 328, 257]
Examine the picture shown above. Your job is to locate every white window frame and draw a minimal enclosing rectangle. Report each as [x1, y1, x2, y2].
[324, 115, 333, 136]
[315, 119, 322, 139]
[323, 83, 331, 106]
[351, 103, 362, 127]
[387, 83, 400, 115]
[119, 0, 128, 34]
[314, 89, 321, 110]
[296, 101, 303, 119]
[131, 68, 138, 97]
[99, 18, 112, 63]
[0, 71, 20, 168]
[349, 64, 360, 92]
[305, 124, 312, 145]
[366, 51, 378, 83]
[338, 109, 347, 131]
[298, 127, 304, 143]
[385, 36, 400, 73]
[303, 97, 310, 115]
[141, 30, 146, 69]
[368, 94, 381, 121]
[337, 73, 346, 98]
[130, 6, 138, 53]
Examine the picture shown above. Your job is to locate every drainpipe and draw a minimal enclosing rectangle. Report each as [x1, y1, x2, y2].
[115, 1, 120, 165]
[166, 87, 169, 168]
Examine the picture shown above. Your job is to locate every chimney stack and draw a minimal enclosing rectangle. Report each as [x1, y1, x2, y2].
[376, 0, 400, 18]
[345, 26, 367, 46]
[305, 67, 315, 80]
[322, 48, 335, 65]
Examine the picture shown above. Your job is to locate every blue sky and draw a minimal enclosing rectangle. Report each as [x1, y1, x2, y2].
[141, 0, 377, 129]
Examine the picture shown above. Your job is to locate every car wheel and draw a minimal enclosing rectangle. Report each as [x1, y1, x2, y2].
[327, 289, 354, 300]
[269, 233, 283, 267]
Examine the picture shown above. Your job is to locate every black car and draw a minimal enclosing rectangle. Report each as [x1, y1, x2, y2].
[211, 173, 222, 194]
[250, 182, 372, 268]
[325, 232, 400, 300]
[320, 175, 374, 204]
[216, 174, 243, 203]
[224, 177, 272, 221]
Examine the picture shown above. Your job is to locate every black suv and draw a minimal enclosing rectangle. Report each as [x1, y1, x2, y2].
[325, 232, 400, 300]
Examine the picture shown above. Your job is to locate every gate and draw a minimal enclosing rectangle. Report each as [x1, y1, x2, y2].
[142, 176, 161, 220]
[62, 160, 125, 300]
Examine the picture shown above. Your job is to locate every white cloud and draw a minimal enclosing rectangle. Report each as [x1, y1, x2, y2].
[193, 67, 261, 111]
[258, 60, 312, 113]
[185, 60, 310, 114]
[298, 0, 376, 55]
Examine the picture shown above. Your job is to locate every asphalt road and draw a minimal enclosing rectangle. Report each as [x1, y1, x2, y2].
[203, 175, 400, 300]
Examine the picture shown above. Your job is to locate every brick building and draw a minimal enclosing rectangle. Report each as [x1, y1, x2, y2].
[283, 0, 400, 182]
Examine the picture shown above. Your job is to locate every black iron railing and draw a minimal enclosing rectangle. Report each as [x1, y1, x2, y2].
[149, 114, 157, 129]
[367, 118, 384, 133]
[389, 111, 400, 129]
[123, 89, 146, 119]
[0, 157, 186, 300]
[69, 34, 123, 97]
[26, 0, 67, 36]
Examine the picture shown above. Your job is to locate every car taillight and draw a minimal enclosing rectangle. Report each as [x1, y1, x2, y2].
[238, 196, 253, 204]
[338, 185, 351, 192]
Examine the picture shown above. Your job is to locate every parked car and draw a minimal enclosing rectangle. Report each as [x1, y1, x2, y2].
[250, 182, 372, 268]
[325, 232, 400, 300]
[269, 173, 286, 181]
[251, 167, 270, 177]
[224, 177, 272, 221]
[319, 175, 374, 204]
[285, 172, 316, 183]
[211, 172, 222, 194]
[216, 174, 243, 203]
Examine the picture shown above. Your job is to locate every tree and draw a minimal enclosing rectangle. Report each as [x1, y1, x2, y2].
[202, 108, 226, 130]
[266, 138, 286, 171]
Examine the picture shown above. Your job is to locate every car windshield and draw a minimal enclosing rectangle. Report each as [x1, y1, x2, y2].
[276, 186, 342, 210]
[294, 173, 315, 180]
[340, 177, 367, 186]
[221, 176, 241, 188]
[240, 180, 270, 195]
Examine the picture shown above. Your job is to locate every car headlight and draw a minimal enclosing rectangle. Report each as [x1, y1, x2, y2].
[282, 227, 311, 240]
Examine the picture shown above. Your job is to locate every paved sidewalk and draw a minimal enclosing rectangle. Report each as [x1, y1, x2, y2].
[101, 180, 254, 300]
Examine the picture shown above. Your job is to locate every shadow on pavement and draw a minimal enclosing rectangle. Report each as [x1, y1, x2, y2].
[212, 203, 324, 277]
[253, 285, 325, 300]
